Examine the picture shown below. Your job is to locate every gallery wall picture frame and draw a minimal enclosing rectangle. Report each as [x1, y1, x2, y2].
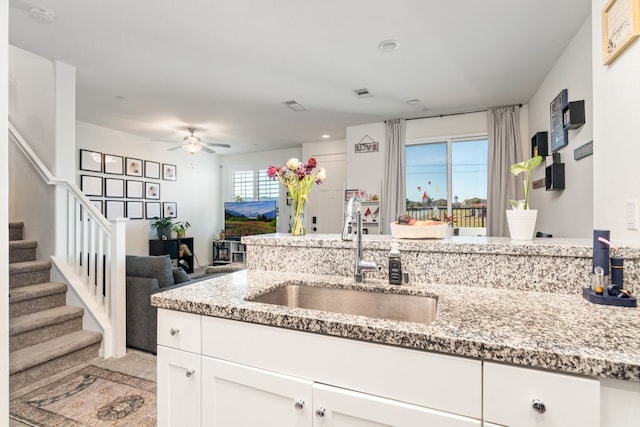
[126, 201, 144, 220]
[602, 0, 640, 65]
[163, 202, 177, 218]
[81, 175, 103, 197]
[80, 149, 103, 173]
[144, 160, 161, 179]
[145, 201, 161, 219]
[125, 157, 143, 177]
[162, 163, 177, 181]
[104, 178, 125, 198]
[550, 89, 569, 152]
[145, 182, 161, 200]
[89, 199, 103, 214]
[105, 200, 125, 220]
[126, 180, 144, 199]
[103, 154, 124, 175]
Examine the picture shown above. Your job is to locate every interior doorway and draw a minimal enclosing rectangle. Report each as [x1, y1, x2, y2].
[308, 153, 346, 234]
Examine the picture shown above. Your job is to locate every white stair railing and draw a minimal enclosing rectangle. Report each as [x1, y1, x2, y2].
[9, 121, 127, 358]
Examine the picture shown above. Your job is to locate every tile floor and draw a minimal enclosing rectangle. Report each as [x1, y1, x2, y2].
[9, 348, 157, 426]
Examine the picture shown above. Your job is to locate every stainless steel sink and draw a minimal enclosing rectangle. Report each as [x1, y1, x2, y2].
[248, 284, 437, 324]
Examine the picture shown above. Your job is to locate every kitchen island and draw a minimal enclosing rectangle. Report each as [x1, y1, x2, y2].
[152, 235, 640, 426]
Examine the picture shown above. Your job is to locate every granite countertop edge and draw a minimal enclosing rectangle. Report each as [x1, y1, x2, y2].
[151, 269, 640, 382]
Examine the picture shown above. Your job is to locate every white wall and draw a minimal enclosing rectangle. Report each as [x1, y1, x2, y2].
[76, 122, 221, 265]
[219, 147, 301, 232]
[2, 0, 10, 415]
[592, 0, 640, 246]
[346, 122, 386, 197]
[528, 16, 593, 238]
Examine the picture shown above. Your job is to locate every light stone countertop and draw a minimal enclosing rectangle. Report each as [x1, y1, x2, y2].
[151, 269, 640, 382]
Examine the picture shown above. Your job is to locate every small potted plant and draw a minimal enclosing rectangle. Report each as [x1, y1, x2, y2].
[172, 220, 191, 238]
[150, 217, 174, 240]
[506, 155, 543, 240]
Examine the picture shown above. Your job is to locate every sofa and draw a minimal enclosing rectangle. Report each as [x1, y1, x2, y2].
[125, 254, 201, 353]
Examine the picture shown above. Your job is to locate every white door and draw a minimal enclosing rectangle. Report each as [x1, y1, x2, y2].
[157, 345, 201, 427]
[202, 356, 313, 427]
[312, 383, 481, 427]
[308, 153, 346, 234]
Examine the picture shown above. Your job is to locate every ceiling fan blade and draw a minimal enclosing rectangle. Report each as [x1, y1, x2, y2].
[202, 147, 216, 154]
[167, 145, 183, 151]
[203, 142, 231, 148]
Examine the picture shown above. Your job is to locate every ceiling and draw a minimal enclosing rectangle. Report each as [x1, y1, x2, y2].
[9, 0, 591, 155]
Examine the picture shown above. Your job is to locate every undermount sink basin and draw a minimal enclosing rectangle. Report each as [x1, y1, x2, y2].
[248, 284, 437, 324]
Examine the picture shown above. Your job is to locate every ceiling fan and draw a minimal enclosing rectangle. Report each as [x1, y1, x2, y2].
[153, 128, 231, 154]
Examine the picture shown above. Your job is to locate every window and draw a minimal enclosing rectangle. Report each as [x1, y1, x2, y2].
[406, 136, 488, 230]
[232, 169, 279, 201]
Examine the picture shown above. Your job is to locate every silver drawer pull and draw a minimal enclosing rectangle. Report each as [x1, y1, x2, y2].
[185, 368, 195, 378]
[169, 328, 180, 336]
[294, 400, 305, 409]
[315, 407, 326, 417]
[532, 398, 546, 414]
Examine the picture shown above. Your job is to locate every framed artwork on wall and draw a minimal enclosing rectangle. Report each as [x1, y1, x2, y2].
[80, 149, 102, 173]
[126, 201, 144, 219]
[105, 200, 125, 220]
[145, 182, 160, 200]
[145, 202, 161, 219]
[163, 202, 177, 218]
[80, 175, 103, 197]
[162, 163, 177, 181]
[549, 89, 568, 152]
[144, 160, 160, 179]
[104, 178, 125, 198]
[125, 157, 143, 177]
[126, 180, 144, 199]
[602, 0, 640, 65]
[104, 154, 124, 175]
[89, 199, 103, 214]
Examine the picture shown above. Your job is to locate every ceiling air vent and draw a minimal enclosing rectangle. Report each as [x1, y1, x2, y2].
[282, 100, 307, 112]
[353, 88, 373, 98]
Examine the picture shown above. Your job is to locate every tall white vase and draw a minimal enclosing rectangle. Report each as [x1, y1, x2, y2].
[506, 209, 538, 240]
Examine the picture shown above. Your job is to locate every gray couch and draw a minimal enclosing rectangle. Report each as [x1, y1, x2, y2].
[125, 254, 198, 353]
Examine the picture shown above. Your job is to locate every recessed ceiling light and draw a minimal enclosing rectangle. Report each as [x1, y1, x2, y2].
[406, 99, 420, 105]
[322, 134, 330, 139]
[378, 39, 399, 52]
[29, 7, 55, 24]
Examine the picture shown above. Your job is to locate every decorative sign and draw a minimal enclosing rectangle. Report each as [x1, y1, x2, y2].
[532, 178, 546, 189]
[602, 0, 640, 65]
[574, 140, 594, 160]
[550, 89, 569, 152]
[354, 134, 379, 153]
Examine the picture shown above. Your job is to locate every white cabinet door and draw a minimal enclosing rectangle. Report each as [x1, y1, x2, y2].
[157, 345, 201, 427]
[202, 356, 313, 427]
[312, 383, 481, 427]
[484, 362, 599, 427]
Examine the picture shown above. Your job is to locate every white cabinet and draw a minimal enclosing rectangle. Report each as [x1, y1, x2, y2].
[200, 356, 479, 427]
[202, 357, 313, 427]
[484, 362, 600, 427]
[313, 383, 480, 427]
[157, 345, 201, 427]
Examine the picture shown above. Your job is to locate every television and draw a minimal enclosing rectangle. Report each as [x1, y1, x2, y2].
[224, 200, 277, 240]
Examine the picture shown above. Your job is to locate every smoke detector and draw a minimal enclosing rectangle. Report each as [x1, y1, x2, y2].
[29, 6, 55, 23]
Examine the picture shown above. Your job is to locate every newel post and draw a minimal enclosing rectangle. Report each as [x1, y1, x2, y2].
[109, 218, 128, 358]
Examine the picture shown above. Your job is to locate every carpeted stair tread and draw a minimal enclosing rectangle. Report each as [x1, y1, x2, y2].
[10, 330, 103, 375]
[9, 240, 37, 250]
[9, 282, 67, 303]
[9, 221, 24, 241]
[10, 305, 84, 336]
[9, 260, 52, 274]
[9, 240, 38, 263]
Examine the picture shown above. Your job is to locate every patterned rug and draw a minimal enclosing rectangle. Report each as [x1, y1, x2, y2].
[10, 365, 156, 426]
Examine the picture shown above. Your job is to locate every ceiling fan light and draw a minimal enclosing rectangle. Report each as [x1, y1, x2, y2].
[184, 135, 200, 144]
[183, 144, 202, 154]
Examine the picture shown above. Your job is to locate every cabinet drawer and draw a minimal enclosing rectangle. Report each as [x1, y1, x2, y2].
[484, 362, 599, 427]
[157, 308, 201, 353]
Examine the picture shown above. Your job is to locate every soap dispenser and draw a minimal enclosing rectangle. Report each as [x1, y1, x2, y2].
[389, 243, 402, 285]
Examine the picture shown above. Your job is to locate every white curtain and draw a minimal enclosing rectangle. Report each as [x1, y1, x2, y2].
[383, 119, 406, 234]
[487, 106, 523, 236]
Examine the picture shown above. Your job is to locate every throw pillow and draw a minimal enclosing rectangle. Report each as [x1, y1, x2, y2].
[173, 267, 191, 284]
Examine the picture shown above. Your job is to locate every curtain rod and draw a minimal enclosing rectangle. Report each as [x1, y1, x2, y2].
[401, 103, 523, 122]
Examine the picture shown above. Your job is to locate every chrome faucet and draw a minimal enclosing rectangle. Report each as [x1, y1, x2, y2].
[342, 195, 380, 282]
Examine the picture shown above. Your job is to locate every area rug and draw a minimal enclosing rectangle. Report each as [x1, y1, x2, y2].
[10, 365, 156, 426]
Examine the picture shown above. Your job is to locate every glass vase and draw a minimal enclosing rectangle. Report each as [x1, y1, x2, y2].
[291, 197, 306, 236]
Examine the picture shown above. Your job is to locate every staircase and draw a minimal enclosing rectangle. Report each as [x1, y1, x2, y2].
[9, 221, 103, 392]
